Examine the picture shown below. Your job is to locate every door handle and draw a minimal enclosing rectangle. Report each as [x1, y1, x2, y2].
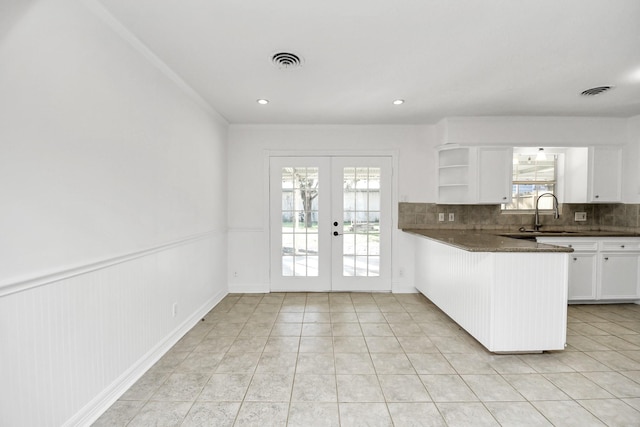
[333, 231, 341, 236]
[333, 221, 339, 226]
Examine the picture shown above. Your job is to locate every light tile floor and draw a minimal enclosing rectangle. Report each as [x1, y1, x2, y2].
[94, 293, 640, 426]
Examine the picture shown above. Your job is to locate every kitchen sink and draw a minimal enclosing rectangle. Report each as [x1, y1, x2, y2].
[522, 230, 578, 234]
[499, 230, 578, 240]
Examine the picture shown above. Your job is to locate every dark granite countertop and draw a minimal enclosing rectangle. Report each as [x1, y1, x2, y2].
[404, 229, 574, 253]
[498, 230, 640, 238]
[405, 228, 640, 253]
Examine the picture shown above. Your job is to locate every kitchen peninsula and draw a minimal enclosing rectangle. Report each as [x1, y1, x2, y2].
[407, 229, 573, 353]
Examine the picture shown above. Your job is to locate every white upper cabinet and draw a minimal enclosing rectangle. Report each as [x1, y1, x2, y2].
[564, 146, 622, 203]
[477, 147, 513, 204]
[437, 145, 512, 204]
[588, 146, 622, 202]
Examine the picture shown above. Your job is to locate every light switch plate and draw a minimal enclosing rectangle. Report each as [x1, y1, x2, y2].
[438, 213, 445, 222]
[448, 213, 455, 222]
[574, 212, 587, 221]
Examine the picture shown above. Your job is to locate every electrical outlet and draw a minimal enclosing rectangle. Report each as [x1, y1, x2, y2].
[399, 268, 405, 278]
[448, 213, 455, 222]
[574, 212, 587, 221]
[438, 213, 445, 222]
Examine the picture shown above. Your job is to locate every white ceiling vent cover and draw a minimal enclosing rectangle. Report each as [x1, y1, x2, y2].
[271, 52, 303, 69]
[580, 86, 614, 96]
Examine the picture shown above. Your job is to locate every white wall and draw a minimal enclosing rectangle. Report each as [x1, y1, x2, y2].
[0, 1, 228, 426]
[227, 124, 435, 293]
[438, 116, 629, 146]
[226, 116, 639, 295]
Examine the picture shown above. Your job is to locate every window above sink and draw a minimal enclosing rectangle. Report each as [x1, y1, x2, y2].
[500, 145, 623, 213]
[502, 148, 558, 212]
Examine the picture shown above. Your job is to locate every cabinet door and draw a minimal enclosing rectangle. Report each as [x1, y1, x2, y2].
[589, 147, 622, 202]
[477, 147, 513, 204]
[568, 254, 597, 301]
[599, 253, 639, 299]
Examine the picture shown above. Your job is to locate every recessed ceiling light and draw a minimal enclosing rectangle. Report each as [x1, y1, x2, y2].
[257, 99, 269, 105]
[393, 99, 405, 105]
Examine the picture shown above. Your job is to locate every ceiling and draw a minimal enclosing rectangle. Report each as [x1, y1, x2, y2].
[99, 0, 640, 125]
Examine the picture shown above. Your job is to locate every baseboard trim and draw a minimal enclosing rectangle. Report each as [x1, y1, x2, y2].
[392, 285, 418, 293]
[66, 288, 228, 427]
[228, 283, 270, 293]
[229, 283, 418, 294]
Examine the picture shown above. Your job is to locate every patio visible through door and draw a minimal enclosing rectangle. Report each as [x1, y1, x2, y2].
[269, 156, 392, 292]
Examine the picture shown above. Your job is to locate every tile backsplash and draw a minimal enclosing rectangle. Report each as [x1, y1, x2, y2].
[398, 202, 640, 232]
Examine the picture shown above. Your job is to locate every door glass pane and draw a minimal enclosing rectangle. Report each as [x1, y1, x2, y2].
[281, 167, 319, 277]
[342, 166, 381, 276]
[343, 255, 355, 277]
[343, 167, 356, 210]
[355, 234, 368, 255]
[368, 256, 380, 276]
[368, 234, 380, 255]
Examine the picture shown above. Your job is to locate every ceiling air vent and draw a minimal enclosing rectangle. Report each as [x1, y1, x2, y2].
[580, 86, 614, 96]
[271, 52, 303, 69]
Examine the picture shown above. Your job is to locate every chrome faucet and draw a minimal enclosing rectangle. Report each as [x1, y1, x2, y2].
[534, 193, 560, 231]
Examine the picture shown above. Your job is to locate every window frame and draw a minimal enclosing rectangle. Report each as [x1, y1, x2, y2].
[502, 149, 559, 213]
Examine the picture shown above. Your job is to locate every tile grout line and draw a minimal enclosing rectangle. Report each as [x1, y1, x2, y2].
[101, 294, 640, 426]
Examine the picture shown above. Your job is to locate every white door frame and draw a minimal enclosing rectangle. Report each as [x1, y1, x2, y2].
[265, 150, 398, 292]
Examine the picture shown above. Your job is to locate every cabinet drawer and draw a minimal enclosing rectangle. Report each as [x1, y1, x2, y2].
[538, 240, 598, 251]
[564, 241, 599, 251]
[601, 241, 640, 251]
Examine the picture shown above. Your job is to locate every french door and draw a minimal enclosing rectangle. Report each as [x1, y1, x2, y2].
[269, 156, 392, 292]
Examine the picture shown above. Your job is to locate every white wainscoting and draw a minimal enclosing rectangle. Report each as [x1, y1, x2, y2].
[227, 227, 416, 294]
[414, 235, 568, 353]
[228, 228, 269, 293]
[0, 231, 227, 427]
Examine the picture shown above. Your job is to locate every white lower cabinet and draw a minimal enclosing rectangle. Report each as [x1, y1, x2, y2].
[568, 253, 597, 300]
[599, 253, 640, 299]
[537, 237, 640, 302]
